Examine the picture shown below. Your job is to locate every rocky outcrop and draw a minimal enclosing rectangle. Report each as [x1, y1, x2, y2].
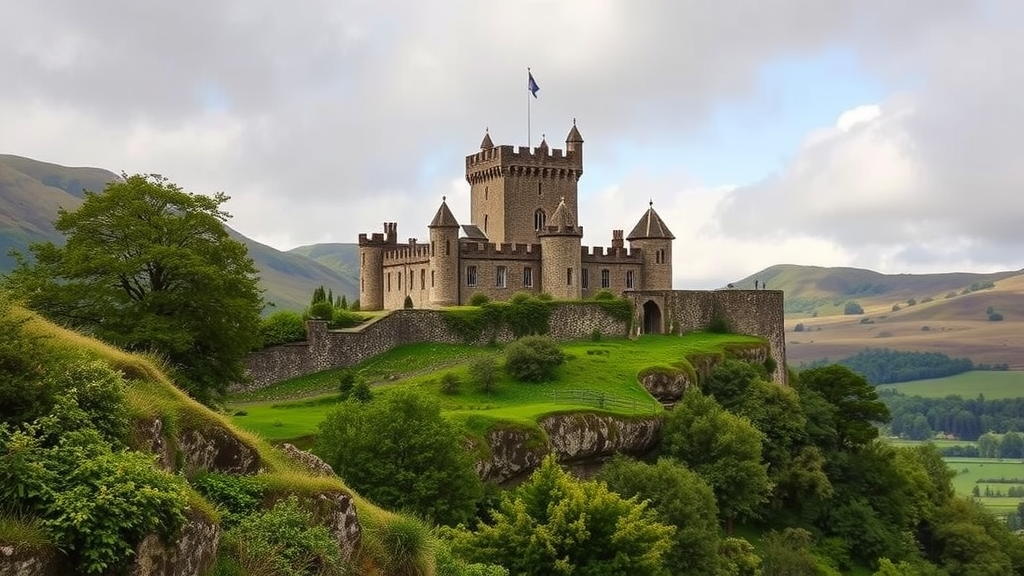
[477, 412, 662, 484]
[638, 367, 693, 403]
[313, 492, 362, 562]
[0, 546, 69, 576]
[128, 508, 220, 576]
[475, 427, 548, 484]
[136, 417, 177, 471]
[279, 443, 337, 477]
[541, 412, 661, 461]
[178, 425, 261, 476]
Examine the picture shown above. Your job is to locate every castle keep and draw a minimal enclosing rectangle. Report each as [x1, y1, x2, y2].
[358, 122, 675, 309]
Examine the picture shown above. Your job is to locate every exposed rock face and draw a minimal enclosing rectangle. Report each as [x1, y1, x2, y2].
[475, 427, 548, 484]
[178, 425, 261, 476]
[313, 492, 362, 562]
[638, 369, 692, 403]
[0, 546, 69, 576]
[540, 412, 661, 462]
[279, 443, 337, 477]
[137, 417, 176, 471]
[478, 413, 662, 484]
[128, 508, 220, 576]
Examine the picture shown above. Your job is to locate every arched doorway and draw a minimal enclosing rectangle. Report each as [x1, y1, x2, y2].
[642, 300, 662, 334]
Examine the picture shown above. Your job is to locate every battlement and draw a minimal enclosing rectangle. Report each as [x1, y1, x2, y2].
[383, 241, 430, 264]
[581, 245, 642, 263]
[611, 230, 624, 250]
[459, 241, 542, 261]
[359, 222, 399, 246]
[466, 144, 582, 184]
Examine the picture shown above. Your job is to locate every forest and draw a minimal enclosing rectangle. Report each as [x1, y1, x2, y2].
[801, 348, 1006, 385]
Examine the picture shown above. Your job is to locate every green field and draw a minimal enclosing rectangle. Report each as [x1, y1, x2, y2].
[946, 458, 1024, 514]
[877, 370, 1024, 399]
[229, 333, 765, 441]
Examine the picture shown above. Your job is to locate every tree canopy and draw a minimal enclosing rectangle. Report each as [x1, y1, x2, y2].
[4, 173, 264, 404]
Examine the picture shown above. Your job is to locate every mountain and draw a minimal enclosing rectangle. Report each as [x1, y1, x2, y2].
[735, 264, 1024, 369]
[0, 154, 355, 312]
[288, 243, 360, 288]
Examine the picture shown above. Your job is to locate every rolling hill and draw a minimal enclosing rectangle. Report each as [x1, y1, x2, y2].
[0, 154, 356, 312]
[735, 264, 1024, 369]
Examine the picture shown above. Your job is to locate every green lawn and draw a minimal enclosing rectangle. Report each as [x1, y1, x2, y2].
[229, 333, 765, 442]
[946, 457, 1024, 514]
[878, 370, 1024, 399]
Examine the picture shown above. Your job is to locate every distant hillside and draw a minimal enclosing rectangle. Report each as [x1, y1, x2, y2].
[0, 154, 356, 312]
[288, 243, 360, 287]
[736, 264, 1024, 369]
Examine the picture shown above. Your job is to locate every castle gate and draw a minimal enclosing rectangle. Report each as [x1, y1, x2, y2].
[642, 300, 662, 334]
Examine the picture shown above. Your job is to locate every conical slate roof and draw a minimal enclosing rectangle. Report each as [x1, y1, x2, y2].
[538, 197, 582, 237]
[480, 130, 494, 150]
[566, 121, 584, 144]
[429, 197, 459, 228]
[627, 203, 675, 240]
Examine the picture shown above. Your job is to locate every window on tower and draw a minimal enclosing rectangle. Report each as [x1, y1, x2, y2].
[601, 269, 610, 289]
[626, 270, 635, 289]
[534, 209, 547, 231]
[421, 269, 426, 290]
[484, 214, 488, 233]
[524, 266, 533, 288]
[566, 268, 573, 286]
[466, 265, 478, 287]
[581, 268, 589, 289]
[496, 266, 507, 288]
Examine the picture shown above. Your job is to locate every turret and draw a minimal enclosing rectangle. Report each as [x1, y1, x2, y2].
[358, 222, 399, 311]
[538, 197, 583, 300]
[627, 201, 675, 291]
[566, 119, 584, 166]
[428, 197, 460, 307]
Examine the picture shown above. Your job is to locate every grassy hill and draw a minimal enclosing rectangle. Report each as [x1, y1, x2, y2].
[738, 265, 1024, 368]
[0, 154, 357, 312]
[288, 242, 360, 286]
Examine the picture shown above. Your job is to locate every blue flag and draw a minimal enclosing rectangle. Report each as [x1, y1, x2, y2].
[528, 70, 539, 98]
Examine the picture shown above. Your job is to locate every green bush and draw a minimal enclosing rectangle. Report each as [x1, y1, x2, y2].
[221, 495, 342, 576]
[193, 473, 267, 529]
[843, 301, 864, 315]
[591, 327, 602, 342]
[259, 311, 307, 348]
[330, 309, 364, 329]
[338, 370, 356, 398]
[307, 301, 334, 320]
[469, 356, 500, 394]
[469, 292, 491, 306]
[351, 381, 373, 403]
[794, 323, 805, 332]
[440, 373, 462, 395]
[989, 312, 1004, 321]
[592, 289, 616, 301]
[504, 336, 565, 382]
[707, 313, 731, 334]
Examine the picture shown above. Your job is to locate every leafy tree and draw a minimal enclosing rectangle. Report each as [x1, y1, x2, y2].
[999, 431, 1024, 458]
[717, 537, 763, 576]
[844, 301, 864, 315]
[661, 389, 771, 532]
[259, 310, 307, 348]
[313, 390, 482, 526]
[759, 528, 824, 576]
[446, 455, 674, 576]
[440, 372, 462, 394]
[797, 365, 890, 449]
[504, 336, 565, 382]
[872, 558, 920, 576]
[597, 456, 721, 576]
[469, 355, 500, 394]
[0, 295, 57, 424]
[5, 174, 264, 404]
[794, 322, 805, 332]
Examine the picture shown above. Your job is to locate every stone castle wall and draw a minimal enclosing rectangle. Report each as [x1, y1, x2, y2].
[627, 290, 788, 384]
[239, 303, 631, 392]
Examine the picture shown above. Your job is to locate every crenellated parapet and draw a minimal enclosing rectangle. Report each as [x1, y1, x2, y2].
[358, 222, 399, 246]
[466, 145, 583, 185]
[382, 242, 430, 265]
[459, 241, 543, 261]
[581, 245, 643, 263]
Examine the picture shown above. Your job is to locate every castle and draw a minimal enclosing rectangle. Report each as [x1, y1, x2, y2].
[358, 121, 676, 310]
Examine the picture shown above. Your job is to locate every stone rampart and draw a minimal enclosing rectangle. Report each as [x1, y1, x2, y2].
[240, 303, 631, 392]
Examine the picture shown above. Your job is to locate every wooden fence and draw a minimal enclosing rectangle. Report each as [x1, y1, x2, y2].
[550, 389, 661, 414]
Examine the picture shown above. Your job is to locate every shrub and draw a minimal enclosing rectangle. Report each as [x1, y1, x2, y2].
[351, 381, 373, 403]
[350, 300, 360, 311]
[363, 512, 433, 576]
[891, 304, 901, 312]
[906, 298, 917, 306]
[794, 323, 805, 333]
[330, 309, 364, 329]
[592, 289, 616, 301]
[469, 292, 491, 306]
[307, 301, 334, 320]
[921, 296, 933, 303]
[707, 313, 731, 334]
[536, 292, 553, 301]
[591, 327, 602, 342]
[469, 356, 500, 394]
[504, 336, 565, 382]
[404, 295, 414, 309]
[764, 356, 778, 375]
[921, 325, 931, 331]
[988, 312, 1004, 321]
[439, 373, 461, 395]
[859, 317, 874, 324]
[338, 370, 356, 398]
[259, 311, 307, 348]
[843, 301, 864, 315]
[192, 473, 267, 529]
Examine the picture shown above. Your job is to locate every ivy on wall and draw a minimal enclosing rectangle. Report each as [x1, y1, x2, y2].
[441, 294, 634, 344]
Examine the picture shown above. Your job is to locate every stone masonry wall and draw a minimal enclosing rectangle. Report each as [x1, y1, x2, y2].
[239, 303, 631, 392]
[627, 290, 788, 384]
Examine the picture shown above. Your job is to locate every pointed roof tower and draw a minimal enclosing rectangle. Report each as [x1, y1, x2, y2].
[429, 196, 460, 228]
[627, 200, 675, 240]
[480, 129, 494, 150]
[537, 135, 549, 153]
[538, 197, 582, 237]
[566, 119, 583, 145]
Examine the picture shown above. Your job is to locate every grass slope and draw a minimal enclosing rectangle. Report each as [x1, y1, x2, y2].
[229, 333, 766, 442]
[288, 242, 360, 286]
[878, 371, 1024, 399]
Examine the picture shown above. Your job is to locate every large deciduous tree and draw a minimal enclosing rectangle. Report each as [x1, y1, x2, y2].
[5, 173, 264, 404]
[313, 389, 483, 526]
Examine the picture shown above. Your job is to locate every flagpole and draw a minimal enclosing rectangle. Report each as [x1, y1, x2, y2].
[527, 67, 532, 148]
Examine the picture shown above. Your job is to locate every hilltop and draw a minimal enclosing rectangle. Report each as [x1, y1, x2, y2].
[0, 154, 357, 311]
[734, 264, 1024, 368]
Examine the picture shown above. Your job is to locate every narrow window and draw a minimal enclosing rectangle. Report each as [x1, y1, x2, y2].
[446, 239, 451, 255]
[484, 214, 488, 233]
[601, 269, 610, 289]
[387, 273, 391, 292]
[496, 266, 507, 288]
[430, 241, 435, 256]
[538, 182, 542, 196]
[485, 186, 488, 200]
[524, 266, 533, 288]
[421, 269, 426, 290]
[566, 268, 573, 286]
[626, 270, 635, 289]
[466, 265, 478, 287]
[362, 253, 365, 265]
[534, 209, 547, 231]
[581, 268, 589, 289]
[431, 270, 435, 287]
[398, 272, 402, 290]
[361, 278, 364, 291]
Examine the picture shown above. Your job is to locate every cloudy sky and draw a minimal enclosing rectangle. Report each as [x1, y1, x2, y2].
[2, 0, 1021, 288]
